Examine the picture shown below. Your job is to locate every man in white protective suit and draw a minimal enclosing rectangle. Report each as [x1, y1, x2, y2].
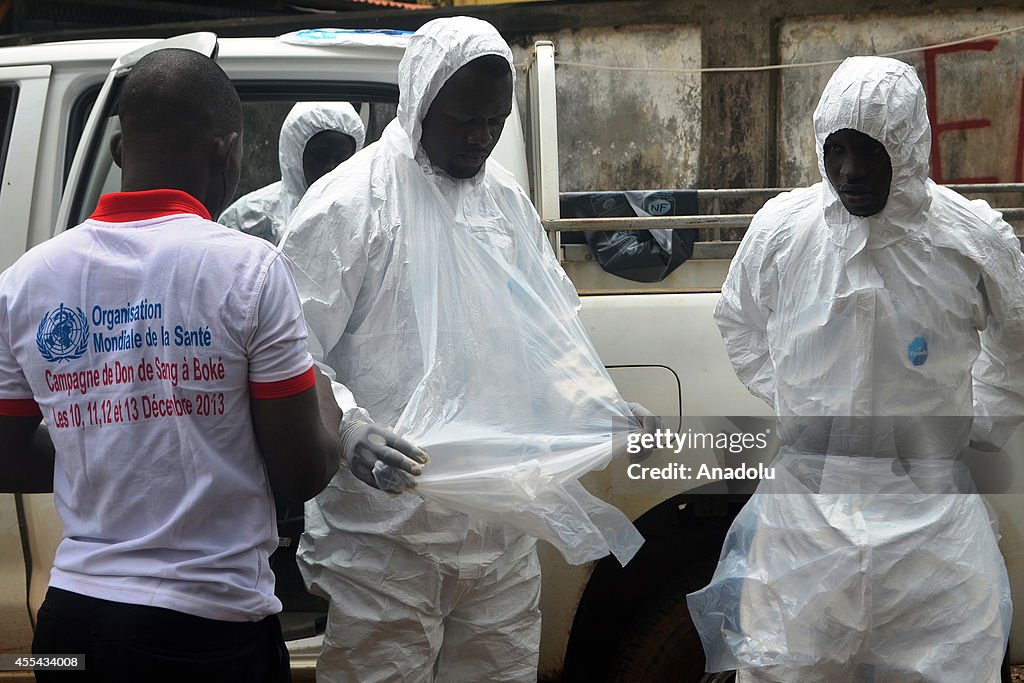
[220, 102, 365, 243]
[687, 56, 1024, 682]
[280, 16, 656, 683]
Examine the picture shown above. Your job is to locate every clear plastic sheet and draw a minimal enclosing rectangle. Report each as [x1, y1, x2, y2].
[688, 449, 1011, 681]
[382, 116, 643, 564]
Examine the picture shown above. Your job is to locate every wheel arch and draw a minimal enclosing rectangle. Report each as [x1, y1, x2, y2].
[560, 487, 749, 682]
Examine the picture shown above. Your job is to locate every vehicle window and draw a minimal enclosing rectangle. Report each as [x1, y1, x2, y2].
[64, 84, 101, 185]
[67, 87, 399, 227]
[0, 85, 17, 200]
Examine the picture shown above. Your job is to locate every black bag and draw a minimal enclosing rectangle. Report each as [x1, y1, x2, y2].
[559, 190, 698, 283]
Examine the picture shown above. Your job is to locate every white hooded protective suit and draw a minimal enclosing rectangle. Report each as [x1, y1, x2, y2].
[219, 102, 365, 243]
[281, 17, 642, 683]
[687, 57, 1024, 682]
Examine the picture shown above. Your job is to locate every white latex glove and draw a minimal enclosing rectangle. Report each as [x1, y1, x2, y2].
[628, 402, 662, 463]
[340, 421, 429, 494]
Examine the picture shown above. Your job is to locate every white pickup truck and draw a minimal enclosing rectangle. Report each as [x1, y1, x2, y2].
[0, 30, 1021, 683]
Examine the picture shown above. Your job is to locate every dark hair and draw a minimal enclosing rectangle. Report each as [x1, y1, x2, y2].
[119, 48, 242, 146]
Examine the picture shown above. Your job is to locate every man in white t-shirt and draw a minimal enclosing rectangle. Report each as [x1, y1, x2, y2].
[0, 48, 372, 682]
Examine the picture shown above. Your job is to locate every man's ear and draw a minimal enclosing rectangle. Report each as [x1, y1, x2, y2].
[213, 131, 240, 171]
[109, 132, 123, 169]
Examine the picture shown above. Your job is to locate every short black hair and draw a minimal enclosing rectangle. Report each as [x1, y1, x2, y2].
[119, 48, 241, 147]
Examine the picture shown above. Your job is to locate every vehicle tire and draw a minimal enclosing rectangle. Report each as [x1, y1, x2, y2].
[606, 576, 735, 683]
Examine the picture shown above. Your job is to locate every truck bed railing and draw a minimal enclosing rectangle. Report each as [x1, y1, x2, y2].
[544, 184, 1024, 258]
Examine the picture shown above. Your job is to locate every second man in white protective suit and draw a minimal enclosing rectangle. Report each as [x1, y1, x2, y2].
[221, 102, 365, 243]
[280, 16, 655, 683]
[688, 56, 1024, 682]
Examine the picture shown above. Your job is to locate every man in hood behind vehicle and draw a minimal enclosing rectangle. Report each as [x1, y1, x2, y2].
[220, 101, 366, 243]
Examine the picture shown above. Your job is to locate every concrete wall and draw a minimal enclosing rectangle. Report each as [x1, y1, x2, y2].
[21, 0, 1024, 200]
[510, 23, 702, 192]
[491, 0, 1024, 206]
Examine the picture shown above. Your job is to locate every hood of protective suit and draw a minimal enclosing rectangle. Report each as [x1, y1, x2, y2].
[396, 16, 515, 158]
[219, 102, 365, 243]
[813, 56, 931, 249]
[280, 101, 366, 199]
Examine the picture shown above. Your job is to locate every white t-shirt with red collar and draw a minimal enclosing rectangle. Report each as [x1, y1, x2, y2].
[0, 190, 315, 622]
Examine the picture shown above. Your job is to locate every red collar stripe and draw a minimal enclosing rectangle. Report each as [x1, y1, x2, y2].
[89, 189, 212, 222]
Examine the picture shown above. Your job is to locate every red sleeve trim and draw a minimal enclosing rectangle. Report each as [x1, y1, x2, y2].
[250, 367, 316, 400]
[0, 398, 43, 417]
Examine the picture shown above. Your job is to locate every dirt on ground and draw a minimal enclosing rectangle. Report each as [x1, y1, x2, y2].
[1012, 665, 1024, 682]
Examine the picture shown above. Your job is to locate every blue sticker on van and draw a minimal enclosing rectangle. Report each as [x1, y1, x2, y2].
[908, 336, 928, 366]
[296, 28, 411, 38]
[288, 28, 412, 43]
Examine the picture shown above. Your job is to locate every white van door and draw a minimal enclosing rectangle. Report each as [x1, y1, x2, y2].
[0, 62, 51, 653]
[0, 64, 51, 272]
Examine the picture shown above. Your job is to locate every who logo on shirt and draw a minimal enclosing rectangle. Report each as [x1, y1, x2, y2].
[36, 303, 89, 363]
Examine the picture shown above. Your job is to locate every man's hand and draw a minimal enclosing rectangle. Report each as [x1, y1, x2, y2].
[628, 402, 662, 463]
[341, 422, 429, 493]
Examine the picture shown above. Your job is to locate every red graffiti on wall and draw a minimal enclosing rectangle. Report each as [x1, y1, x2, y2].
[923, 40, 999, 184]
